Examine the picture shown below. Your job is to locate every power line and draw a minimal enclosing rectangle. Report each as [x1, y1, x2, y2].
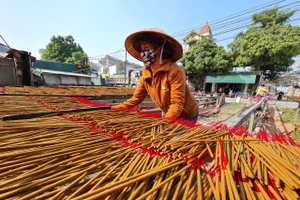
[174, 8, 300, 42]
[209, 6, 300, 32]
[213, 17, 300, 44]
[91, 47, 125, 58]
[172, 1, 299, 39]
[171, 0, 288, 37]
[93, 0, 300, 60]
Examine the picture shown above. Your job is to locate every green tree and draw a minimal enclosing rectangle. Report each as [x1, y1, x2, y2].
[180, 38, 232, 91]
[65, 52, 90, 74]
[228, 7, 300, 80]
[40, 35, 91, 74]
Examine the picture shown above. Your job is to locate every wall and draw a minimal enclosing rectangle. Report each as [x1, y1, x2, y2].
[0, 58, 16, 86]
[42, 73, 91, 86]
[43, 74, 61, 86]
[78, 77, 91, 85]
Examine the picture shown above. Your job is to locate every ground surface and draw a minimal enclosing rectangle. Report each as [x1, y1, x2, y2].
[279, 107, 300, 145]
[198, 102, 249, 124]
[225, 97, 299, 109]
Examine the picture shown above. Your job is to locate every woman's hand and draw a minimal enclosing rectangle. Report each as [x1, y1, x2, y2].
[111, 105, 123, 110]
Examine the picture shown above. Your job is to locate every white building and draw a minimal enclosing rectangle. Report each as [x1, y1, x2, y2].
[90, 55, 143, 85]
[183, 22, 213, 52]
[92, 55, 143, 76]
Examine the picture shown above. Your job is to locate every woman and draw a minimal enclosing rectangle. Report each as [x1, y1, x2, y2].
[112, 28, 199, 122]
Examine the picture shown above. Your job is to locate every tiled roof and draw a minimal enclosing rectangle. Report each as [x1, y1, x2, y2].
[199, 22, 212, 35]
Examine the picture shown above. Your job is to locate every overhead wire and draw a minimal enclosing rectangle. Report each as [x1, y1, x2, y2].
[171, 0, 289, 37]
[172, 0, 299, 40]
[174, 8, 300, 41]
[91, 0, 300, 63]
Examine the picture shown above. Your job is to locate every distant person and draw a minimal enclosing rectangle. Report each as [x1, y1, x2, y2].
[287, 86, 294, 96]
[228, 89, 233, 98]
[221, 87, 225, 93]
[112, 28, 199, 122]
[256, 84, 270, 97]
[225, 86, 229, 95]
[277, 91, 284, 100]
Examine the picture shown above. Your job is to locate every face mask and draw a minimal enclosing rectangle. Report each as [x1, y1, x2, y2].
[140, 48, 156, 67]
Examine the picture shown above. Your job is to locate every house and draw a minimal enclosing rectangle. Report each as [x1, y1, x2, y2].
[183, 22, 213, 52]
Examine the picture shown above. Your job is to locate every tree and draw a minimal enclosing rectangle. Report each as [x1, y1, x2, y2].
[65, 52, 90, 74]
[40, 35, 91, 74]
[228, 7, 300, 80]
[180, 38, 232, 91]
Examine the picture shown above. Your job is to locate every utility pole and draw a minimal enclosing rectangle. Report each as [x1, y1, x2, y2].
[0, 34, 11, 49]
[124, 51, 127, 87]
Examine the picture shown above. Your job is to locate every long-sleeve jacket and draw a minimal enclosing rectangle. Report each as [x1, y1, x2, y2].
[117, 59, 199, 119]
[257, 86, 270, 97]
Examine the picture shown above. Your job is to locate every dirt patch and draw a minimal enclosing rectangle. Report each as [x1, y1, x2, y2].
[263, 108, 296, 135]
[278, 107, 300, 145]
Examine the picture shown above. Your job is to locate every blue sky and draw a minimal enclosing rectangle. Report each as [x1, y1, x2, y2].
[1, 0, 299, 68]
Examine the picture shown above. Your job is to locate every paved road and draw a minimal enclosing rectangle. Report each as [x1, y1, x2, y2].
[225, 97, 299, 109]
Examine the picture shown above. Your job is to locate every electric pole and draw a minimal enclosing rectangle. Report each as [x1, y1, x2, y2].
[124, 51, 127, 87]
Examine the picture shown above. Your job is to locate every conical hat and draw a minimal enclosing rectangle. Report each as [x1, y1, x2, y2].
[125, 27, 183, 62]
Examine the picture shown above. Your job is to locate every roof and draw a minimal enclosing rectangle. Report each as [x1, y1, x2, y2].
[33, 60, 77, 72]
[183, 30, 199, 41]
[32, 68, 92, 78]
[199, 22, 212, 35]
[206, 71, 261, 84]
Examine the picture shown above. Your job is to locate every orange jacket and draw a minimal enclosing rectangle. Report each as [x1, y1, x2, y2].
[118, 59, 199, 119]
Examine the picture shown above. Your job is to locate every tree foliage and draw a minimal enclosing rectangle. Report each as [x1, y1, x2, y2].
[180, 38, 232, 91]
[228, 7, 300, 80]
[40, 35, 91, 74]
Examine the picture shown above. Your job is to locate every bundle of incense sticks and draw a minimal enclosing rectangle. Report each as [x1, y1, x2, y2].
[0, 90, 299, 199]
[0, 108, 299, 199]
[2, 86, 136, 96]
[0, 96, 49, 117]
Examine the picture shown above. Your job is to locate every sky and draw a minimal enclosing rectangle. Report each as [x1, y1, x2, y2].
[1, 0, 299, 69]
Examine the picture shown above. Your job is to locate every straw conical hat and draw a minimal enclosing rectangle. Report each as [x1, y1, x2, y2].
[125, 27, 183, 62]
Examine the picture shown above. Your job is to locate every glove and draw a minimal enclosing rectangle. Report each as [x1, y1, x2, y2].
[111, 105, 124, 110]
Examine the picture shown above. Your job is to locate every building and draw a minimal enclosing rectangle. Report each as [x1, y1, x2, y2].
[32, 60, 91, 86]
[183, 22, 213, 52]
[32, 68, 92, 86]
[205, 71, 262, 95]
[91, 55, 143, 77]
[91, 55, 144, 86]
[99, 55, 143, 74]
[0, 43, 36, 86]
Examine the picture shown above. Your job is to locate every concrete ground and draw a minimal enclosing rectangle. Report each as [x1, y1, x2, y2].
[198, 102, 249, 124]
[225, 97, 299, 109]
